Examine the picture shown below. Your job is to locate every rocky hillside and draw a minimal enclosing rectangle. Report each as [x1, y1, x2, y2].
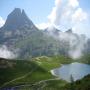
[0, 8, 89, 59]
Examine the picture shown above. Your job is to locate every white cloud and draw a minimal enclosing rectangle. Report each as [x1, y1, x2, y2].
[45, 0, 89, 59]
[0, 45, 16, 59]
[47, 0, 89, 35]
[36, 23, 50, 29]
[72, 8, 88, 23]
[37, 0, 89, 36]
[72, 21, 90, 36]
[68, 0, 79, 8]
[48, 7, 56, 24]
[0, 16, 5, 27]
[55, 0, 62, 6]
[47, 0, 65, 25]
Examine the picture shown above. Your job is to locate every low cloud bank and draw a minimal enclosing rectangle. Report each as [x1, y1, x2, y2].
[45, 0, 89, 59]
[0, 16, 5, 27]
[0, 45, 17, 59]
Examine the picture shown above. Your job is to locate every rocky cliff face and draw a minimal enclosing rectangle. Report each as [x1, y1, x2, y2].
[1, 8, 34, 30]
[0, 8, 89, 59]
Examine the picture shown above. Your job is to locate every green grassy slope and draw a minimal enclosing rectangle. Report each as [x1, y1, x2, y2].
[0, 55, 90, 90]
[0, 56, 72, 89]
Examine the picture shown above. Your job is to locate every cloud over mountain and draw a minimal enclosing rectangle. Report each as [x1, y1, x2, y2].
[37, 0, 89, 37]
[0, 16, 5, 27]
[0, 45, 17, 59]
[48, 0, 88, 31]
[36, 23, 50, 29]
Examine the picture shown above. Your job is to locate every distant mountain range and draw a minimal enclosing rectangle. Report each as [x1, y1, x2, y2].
[0, 8, 90, 59]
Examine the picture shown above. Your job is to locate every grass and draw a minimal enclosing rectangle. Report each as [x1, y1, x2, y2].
[0, 55, 90, 90]
[33, 55, 73, 70]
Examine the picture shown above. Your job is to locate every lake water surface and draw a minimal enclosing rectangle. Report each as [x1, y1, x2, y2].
[51, 62, 90, 82]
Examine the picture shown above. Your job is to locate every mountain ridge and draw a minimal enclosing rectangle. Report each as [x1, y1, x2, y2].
[0, 8, 89, 59]
[0, 8, 35, 31]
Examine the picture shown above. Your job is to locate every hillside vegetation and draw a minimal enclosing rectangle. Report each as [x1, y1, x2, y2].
[0, 55, 90, 90]
[0, 56, 72, 89]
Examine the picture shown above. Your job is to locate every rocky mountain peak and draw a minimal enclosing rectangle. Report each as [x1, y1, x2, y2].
[1, 8, 34, 30]
[66, 28, 73, 33]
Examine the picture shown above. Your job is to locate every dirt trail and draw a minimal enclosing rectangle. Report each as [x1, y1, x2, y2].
[0, 67, 38, 88]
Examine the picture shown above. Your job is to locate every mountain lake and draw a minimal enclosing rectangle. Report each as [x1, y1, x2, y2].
[51, 62, 90, 82]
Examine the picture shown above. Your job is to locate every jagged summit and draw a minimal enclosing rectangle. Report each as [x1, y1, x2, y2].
[44, 25, 61, 36]
[66, 28, 73, 33]
[1, 8, 34, 30]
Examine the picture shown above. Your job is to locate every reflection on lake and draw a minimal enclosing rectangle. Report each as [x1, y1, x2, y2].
[51, 62, 90, 82]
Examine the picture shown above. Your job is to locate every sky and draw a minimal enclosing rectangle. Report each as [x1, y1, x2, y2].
[0, 0, 54, 24]
[0, 0, 90, 36]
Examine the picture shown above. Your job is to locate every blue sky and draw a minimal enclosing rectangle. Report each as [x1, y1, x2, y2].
[0, 0, 54, 24]
[0, 0, 90, 36]
[0, 0, 90, 24]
